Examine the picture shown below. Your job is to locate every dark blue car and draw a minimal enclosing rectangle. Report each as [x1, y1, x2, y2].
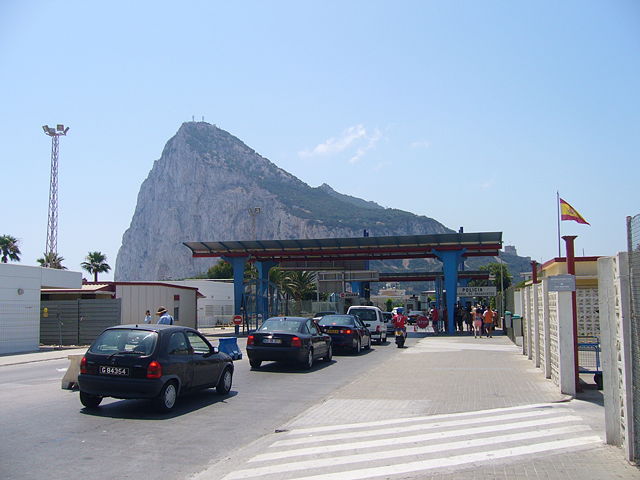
[317, 314, 371, 354]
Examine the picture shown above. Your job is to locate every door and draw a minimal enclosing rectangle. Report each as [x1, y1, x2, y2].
[307, 320, 327, 358]
[166, 331, 194, 389]
[185, 331, 222, 387]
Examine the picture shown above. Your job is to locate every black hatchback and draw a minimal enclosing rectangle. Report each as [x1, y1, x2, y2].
[78, 325, 234, 411]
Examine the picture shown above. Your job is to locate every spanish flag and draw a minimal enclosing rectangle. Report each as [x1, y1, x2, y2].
[560, 198, 590, 225]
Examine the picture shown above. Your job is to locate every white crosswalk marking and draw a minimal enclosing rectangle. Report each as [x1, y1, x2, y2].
[221, 403, 602, 480]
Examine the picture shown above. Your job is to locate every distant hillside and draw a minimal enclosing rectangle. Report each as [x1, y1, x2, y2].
[115, 122, 452, 280]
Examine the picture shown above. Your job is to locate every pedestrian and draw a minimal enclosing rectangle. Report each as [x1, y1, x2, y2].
[473, 305, 483, 338]
[462, 307, 471, 333]
[144, 310, 152, 324]
[431, 307, 439, 334]
[156, 306, 174, 325]
[483, 306, 495, 338]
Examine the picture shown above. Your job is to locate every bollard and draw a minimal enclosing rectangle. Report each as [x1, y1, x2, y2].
[61, 354, 84, 390]
[218, 337, 242, 360]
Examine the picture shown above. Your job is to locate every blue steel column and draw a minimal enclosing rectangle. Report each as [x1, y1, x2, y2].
[222, 256, 249, 316]
[433, 249, 466, 333]
[256, 260, 277, 324]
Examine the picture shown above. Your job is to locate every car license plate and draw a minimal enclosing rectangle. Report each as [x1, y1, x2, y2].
[99, 366, 130, 376]
[327, 329, 339, 334]
[262, 338, 281, 344]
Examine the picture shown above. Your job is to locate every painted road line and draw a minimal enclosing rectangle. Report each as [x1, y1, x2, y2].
[272, 408, 564, 447]
[250, 414, 582, 462]
[283, 402, 558, 436]
[284, 436, 602, 480]
[224, 425, 593, 480]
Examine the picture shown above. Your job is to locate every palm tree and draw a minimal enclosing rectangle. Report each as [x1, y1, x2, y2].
[0, 235, 21, 263]
[37, 252, 67, 269]
[285, 270, 317, 302]
[81, 251, 111, 282]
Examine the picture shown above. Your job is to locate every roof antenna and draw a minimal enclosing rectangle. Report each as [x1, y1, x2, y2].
[192, 115, 195, 121]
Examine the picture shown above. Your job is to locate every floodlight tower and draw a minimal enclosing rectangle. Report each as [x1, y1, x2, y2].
[42, 124, 69, 264]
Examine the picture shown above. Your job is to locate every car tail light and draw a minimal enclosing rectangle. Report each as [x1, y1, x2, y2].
[247, 335, 254, 346]
[343, 329, 352, 335]
[376, 325, 381, 332]
[291, 336, 302, 348]
[80, 356, 87, 374]
[146, 361, 162, 379]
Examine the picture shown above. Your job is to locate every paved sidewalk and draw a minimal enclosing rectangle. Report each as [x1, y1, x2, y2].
[194, 335, 639, 480]
[0, 347, 88, 367]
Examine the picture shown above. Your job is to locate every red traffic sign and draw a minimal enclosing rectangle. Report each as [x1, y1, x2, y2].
[416, 315, 429, 329]
[232, 315, 243, 325]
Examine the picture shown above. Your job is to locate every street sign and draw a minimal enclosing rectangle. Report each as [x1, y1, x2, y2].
[457, 286, 497, 297]
[416, 316, 429, 328]
[548, 274, 576, 292]
[232, 315, 243, 325]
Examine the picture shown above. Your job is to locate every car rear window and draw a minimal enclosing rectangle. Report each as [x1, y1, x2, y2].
[349, 309, 377, 321]
[259, 319, 303, 333]
[89, 329, 158, 356]
[318, 315, 355, 326]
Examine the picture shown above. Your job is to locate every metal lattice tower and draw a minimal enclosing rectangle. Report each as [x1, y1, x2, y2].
[42, 124, 69, 265]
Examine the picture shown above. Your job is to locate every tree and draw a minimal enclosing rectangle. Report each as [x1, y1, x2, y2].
[206, 260, 257, 280]
[385, 299, 394, 312]
[0, 234, 21, 263]
[285, 270, 317, 301]
[37, 252, 67, 269]
[206, 260, 233, 279]
[81, 251, 111, 282]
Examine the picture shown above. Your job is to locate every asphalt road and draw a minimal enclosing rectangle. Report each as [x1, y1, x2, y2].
[0, 339, 400, 480]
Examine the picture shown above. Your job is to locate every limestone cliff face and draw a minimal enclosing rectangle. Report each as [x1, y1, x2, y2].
[114, 122, 452, 280]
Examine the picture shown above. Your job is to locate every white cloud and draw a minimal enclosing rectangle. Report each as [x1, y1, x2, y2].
[410, 140, 431, 149]
[299, 125, 382, 163]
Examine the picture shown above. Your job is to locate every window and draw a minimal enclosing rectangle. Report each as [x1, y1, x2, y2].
[89, 329, 157, 355]
[308, 321, 319, 335]
[167, 332, 189, 356]
[186, 331, 210, 354]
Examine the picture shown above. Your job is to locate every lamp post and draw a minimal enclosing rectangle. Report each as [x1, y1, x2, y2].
[42, 124, 69, 266]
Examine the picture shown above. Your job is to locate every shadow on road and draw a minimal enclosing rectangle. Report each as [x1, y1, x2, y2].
[78, 390, 239, 419]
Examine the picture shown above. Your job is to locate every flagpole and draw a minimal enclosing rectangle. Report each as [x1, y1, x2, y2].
[556, 191, 561, 257]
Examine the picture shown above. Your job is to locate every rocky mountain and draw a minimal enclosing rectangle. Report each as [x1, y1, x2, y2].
[115, 122, 453, 281]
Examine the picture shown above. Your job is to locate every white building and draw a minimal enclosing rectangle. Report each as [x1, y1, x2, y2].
[0, 264, 81, 354]
[165, 279, 234, 327]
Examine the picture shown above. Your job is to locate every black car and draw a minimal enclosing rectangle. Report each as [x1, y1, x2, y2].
[246, 317, 332, 369]
[317, 314, 371, 354]
[78, 325, 234, 412]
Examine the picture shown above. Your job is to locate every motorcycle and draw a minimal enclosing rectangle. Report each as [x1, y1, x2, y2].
[394, 328, 406, 348]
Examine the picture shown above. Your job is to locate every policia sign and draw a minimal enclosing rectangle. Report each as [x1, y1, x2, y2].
[457, 286, 497, 297]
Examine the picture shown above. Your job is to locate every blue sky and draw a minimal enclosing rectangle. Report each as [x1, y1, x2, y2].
[2, 1, 638, 280]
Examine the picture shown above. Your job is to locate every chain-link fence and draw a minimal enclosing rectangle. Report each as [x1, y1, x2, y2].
[626, 214, 640, 461]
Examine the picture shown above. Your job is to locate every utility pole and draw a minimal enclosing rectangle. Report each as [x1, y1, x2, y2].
[42, 124, 69, 266]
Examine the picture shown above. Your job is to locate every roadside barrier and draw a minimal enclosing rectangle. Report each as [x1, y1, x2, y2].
[61, 353, 84, 390]
[218, 337, 243, 360]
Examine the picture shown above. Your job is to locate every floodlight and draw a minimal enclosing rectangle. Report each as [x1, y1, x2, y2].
[56, 124, 64, 132]
[63, 127, 69, 134]
[42, 125, 49, 133]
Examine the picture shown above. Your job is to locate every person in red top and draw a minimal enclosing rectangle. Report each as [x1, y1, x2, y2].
[393, 312, 408, 338]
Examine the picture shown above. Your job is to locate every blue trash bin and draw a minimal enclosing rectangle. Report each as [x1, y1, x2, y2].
[218, 337, 242, 360]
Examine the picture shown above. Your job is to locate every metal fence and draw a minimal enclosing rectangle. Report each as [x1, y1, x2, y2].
[627, 214, 640, 460]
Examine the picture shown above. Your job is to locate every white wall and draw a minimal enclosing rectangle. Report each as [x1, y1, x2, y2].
[169, 280, 234, 327]
[0, 264, 82, 354]
[115, 283, 197, 329]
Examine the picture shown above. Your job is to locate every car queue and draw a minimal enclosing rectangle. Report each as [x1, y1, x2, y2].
[77, 305, 395, 412]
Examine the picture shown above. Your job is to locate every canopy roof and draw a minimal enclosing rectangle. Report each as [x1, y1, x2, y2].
[184, 232, 502, 263]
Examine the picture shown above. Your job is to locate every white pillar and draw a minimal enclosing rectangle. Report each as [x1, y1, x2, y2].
[541, 278, 551, 379]
[533, 283, 540, 368]
[598, 256, 621, 446]
[557, 290, 576, 397]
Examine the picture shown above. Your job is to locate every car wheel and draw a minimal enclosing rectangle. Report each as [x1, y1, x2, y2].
[353, 338, 361, 354]
[249, 359, 262, 369]
[323, 344, 333, 362]
[154, 381, 178, 412]
[364, 336, 371, 350]
[302, 348, 313, 370]
[79, 391, 102, 409]
[216, 368, 233, 395]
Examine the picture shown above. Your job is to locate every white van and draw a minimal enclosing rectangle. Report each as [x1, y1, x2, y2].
[347, 305, 388, 344]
